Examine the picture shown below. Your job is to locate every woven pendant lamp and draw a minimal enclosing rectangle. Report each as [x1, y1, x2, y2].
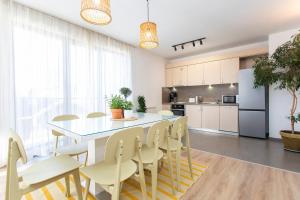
[80, 0, 112, 25]
[140, 0, 159, 49]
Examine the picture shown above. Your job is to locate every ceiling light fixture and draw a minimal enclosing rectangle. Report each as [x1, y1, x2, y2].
[80, 0, 112, 25]
[140, 0, 159, 49]
[172, 37, 206, 51]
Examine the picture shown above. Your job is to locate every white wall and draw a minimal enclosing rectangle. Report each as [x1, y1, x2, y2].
[268, 28, 300, 138]
[131, 48, 166, 111]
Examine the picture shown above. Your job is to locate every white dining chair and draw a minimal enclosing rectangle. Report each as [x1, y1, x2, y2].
[5, 129, 83, 200]
[52, 114, 89, 166]
[86, 112, 106, 118]
[158, 110, 174, 116]
[160, 116, 193, 191]
[132, 120, 176, 199]
[80, 127, 147, 200]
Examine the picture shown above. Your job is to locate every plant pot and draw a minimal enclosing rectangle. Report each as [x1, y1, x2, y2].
[280, 130, 300, 152]
[111, 109, 124, 119]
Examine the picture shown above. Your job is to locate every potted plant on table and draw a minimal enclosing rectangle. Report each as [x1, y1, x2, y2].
[136, 96, 147, 113]
[107, 95, 133, 119]
[253, 32, 300, 151]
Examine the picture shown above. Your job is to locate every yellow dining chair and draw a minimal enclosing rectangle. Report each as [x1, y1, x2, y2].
[80, 127, 147, 200]
[86, 112, 106, 118]
[132, 120, 176, 199]
[160, 116, 193, 191]
[5, 130, 83, 200]
[52, 114, 89, 166]
[158, 110, 174, 116]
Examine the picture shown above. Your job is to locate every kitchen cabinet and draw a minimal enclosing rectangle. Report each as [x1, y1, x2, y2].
[165, 68, 173, 87]
[202, 105, 220, 130]
[186, 105, 202, 128]
[220, 106, 238, 132]
[204, 61, 221, 85]
[173, 66, 187, 86]
[187, 63, 204, 86]
[220, 58, 239, 84]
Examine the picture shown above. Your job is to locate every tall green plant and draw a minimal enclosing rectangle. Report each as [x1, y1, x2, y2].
[253, 32, 300, 133]
[136, 96, 147, 113]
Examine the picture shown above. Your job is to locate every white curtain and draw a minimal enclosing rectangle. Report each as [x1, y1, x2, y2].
[8, 3, 133, 161]
[0, 0, 15, 167]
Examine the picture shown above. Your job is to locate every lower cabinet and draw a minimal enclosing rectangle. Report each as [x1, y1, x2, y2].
[219, 106, 238, 132]
[186, 105, 202, 128]
[185, 105, 238, 133]
[202, 105, 220, 130]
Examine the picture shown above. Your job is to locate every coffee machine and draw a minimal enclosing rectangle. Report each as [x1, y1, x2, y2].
[169, 88, 177, 103]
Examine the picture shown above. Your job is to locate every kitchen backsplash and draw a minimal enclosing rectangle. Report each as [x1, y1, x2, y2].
[162, 84, 238, 103]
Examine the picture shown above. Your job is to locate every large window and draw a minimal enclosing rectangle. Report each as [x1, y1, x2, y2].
[12, 4, 132, 158]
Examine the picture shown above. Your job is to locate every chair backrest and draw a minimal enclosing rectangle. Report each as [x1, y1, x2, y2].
[8, 129, 27, 164]
[52, 114, 79, 136]
[146, 120, 171, 148]
[158, 110, 174, 116]
[6, 130, 27, 200]
[104, 127, 144, 163]
[86, 112, 106, 118]
[171, 116, 188, 139]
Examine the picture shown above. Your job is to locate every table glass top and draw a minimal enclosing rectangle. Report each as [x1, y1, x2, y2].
[48, 112, 177, 137]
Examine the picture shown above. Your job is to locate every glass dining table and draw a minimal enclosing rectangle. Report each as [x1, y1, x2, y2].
[48, 112, 178, 195]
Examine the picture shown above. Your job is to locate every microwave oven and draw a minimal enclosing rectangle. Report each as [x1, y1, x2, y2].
[222, 95, 237, 104]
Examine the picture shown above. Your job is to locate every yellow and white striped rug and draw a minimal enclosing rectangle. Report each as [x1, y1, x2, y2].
[22, 158, 207, 200]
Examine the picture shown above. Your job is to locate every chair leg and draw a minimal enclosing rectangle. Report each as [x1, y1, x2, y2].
[84, 151, 88, 166]
[176, 148, 181, 191]
[138, 164, 147, 200]
[187, 146, 193, 179]
[151, 164, 158, 200]
[166, 151, 175, 195]
[83, 178, 90, 200]
[73, 170, 83, 200]
[65, 175, 70, 197]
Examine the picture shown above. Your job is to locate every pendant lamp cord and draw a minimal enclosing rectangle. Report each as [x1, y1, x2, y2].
[147, 0, 149, 22]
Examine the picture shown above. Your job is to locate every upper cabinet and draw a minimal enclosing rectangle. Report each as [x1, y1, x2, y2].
[204, 61, 221, 85]
[165, 68, 173, 87]
[187, 63, 204, 86]
[220, 58, 239, 84]
[173, 66, 187, 86]
[165, 57, 240, 87]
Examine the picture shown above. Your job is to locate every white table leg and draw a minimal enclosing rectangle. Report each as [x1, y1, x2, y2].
[88, 138, 108, 196]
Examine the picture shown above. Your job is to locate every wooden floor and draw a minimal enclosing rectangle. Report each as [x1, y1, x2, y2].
[183, 149, 300, 200]
[1, 149, 300, 199]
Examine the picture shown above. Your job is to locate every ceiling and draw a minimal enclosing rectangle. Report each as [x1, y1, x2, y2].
[14, 0, 300, 59]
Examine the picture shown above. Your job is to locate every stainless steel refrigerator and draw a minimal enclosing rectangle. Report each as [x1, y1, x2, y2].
[238, 68, 269, 138]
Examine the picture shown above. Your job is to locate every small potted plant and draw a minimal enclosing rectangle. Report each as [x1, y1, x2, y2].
[253, 32, 300, 151]
[107, 95, 133, 119]
[120, 87, 132, 100]
[136, 96, 147, 113]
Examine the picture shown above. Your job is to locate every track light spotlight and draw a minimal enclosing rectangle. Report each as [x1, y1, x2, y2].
[172, 37, 206, 51]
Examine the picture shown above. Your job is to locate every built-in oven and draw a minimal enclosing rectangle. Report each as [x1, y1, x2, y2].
[171, 104, 185, 116]
[222, 95, 237, 104]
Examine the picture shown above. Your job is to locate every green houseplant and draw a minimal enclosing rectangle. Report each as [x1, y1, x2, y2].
[252, 32, 300, 151]
[107, 95, 133, 119]
[136, 96, 147, 113]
